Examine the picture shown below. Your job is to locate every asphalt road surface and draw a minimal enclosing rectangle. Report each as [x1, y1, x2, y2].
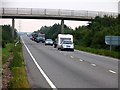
[21, 35, 118, 89]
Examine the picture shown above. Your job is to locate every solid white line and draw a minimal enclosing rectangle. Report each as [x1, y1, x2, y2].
[109, 70, 116, 74]
[91, 64, 96, 66]
[21, 37, 57, 89]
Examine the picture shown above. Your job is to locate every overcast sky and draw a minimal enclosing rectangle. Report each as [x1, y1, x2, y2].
[0, 0, 119, 32]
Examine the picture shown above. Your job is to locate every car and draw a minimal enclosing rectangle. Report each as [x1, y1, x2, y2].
[45, 39, 53, 46]
[30, 36, 33, 40]
[30, 36, 34, 41]
[60, 40, 74, 51]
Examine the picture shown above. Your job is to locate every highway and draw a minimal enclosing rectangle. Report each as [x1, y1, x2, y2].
[21, 35, 118, 89]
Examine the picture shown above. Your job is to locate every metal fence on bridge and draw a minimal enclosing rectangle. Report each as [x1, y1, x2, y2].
[1, 8, 118, 19]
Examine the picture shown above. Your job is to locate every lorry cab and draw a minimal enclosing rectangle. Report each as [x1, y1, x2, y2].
[57, 34, 74, 51]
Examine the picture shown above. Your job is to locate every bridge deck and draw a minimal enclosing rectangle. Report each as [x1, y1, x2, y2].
[1, 8, 118, 21]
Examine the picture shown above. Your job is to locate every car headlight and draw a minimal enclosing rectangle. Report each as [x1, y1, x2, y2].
[63, 45, 66, 48]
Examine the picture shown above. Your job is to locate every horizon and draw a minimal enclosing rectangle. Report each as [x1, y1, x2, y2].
[0, 0, 119, 32]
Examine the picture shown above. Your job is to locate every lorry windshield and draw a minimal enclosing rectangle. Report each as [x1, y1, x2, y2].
[63, 41, 72, 44]
[60, 38, 71, 44]
[38, 34, 45, 37]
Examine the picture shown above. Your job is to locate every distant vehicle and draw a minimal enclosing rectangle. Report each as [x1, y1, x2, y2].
[36, 33, 45, 43]
[27, 32, 32, 37]
[30, 36, 33, 40]
[61, 40, 74, 51]
[45, 39, 53, 46]
[32, 33, 38, 41]
[57, 34, 73, 50]
[31, 32, 45, 43]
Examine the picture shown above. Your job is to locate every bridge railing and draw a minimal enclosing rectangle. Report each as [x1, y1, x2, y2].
[2, 8, 118, 18]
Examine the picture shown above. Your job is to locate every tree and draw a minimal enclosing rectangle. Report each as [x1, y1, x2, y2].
[1, 25, 17, 48]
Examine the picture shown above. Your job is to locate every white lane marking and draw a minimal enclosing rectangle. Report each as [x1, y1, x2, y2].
[75, 49, 118, 61]
[79, 59, 83, 62]
[64, 54, 66, 55]
[21, 37, 57, 89]
[109, 70, 116, 74]
[91, 64, 96, 66]
[70, 56, 74, 58]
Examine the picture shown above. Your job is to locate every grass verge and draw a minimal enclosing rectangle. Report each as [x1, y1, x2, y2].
[8, 43, 30, 88]
[2, 43, 14, 64]
[2, 42, 30, 88]
[75, 45, 120, 59]
[0, 48, 2, 75]
[0, 48, 1, 59]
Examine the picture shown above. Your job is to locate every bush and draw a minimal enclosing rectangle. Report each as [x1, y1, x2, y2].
[2, 40, 6, 48]
[75, 45, 120, 59]
[8, 43, 30, 88]
[9, 52, 23, 69]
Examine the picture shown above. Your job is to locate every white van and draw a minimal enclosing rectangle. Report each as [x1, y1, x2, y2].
[60, 40, 74, 51]
[57, 34, 74, 51]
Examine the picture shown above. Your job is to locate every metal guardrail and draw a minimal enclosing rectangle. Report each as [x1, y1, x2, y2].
[1, 8, 118, 19]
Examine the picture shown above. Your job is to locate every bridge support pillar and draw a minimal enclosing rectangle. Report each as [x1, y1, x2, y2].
[12, 18, 15, 38]
[61, 19, 64, 34]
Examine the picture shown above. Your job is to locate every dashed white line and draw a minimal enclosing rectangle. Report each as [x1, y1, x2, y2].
[70, 56, 74, 58]
[64, 54, 66, 55]
[79, 59, 84, 62]
[75, 49, 118, 61]
[109, 70, 116, 74]
[21, 37, 57, 89]
[91, 64, 96, 66]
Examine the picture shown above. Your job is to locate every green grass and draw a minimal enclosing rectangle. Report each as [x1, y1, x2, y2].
[2, 43, 14, 64]
[2, 42, 30, 88]
[75, 45, 120, 59]
[0, 48, 2, 75]
[9, 67, 30, 88]
[0, 48, 2, 65]
[8, 43, 30, 88]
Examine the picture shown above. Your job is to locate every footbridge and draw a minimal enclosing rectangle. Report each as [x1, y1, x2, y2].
[1, 8, 118, 37]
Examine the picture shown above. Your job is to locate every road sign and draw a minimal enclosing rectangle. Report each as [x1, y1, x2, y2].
[105, 36, 120, 46]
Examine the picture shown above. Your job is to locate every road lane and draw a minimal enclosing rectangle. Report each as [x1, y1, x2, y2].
[21, 35, 118, 88]
[22, 39, 51, 88]
[61, 50, 118, 72]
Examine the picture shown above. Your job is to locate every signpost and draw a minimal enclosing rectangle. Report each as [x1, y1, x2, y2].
[105, 36, 120, 51]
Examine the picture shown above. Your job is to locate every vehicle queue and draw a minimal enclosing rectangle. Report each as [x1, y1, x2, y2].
[29, 32, 74, 51]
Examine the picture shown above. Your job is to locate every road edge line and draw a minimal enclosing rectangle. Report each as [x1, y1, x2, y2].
[21, 37, 57, 89]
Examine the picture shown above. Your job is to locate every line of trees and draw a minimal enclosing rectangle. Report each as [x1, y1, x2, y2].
[33, 15, 120, 52]
[73, 15, 120, 51]
[0, 25, 17, 48]
[36, 24, 73, 40]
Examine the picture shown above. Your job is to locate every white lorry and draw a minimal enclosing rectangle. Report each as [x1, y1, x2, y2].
[57, 34, 74, 51]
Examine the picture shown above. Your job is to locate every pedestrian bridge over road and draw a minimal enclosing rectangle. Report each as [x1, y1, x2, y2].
[1, 8, 118, 21]
[1, 8, 118, 37]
